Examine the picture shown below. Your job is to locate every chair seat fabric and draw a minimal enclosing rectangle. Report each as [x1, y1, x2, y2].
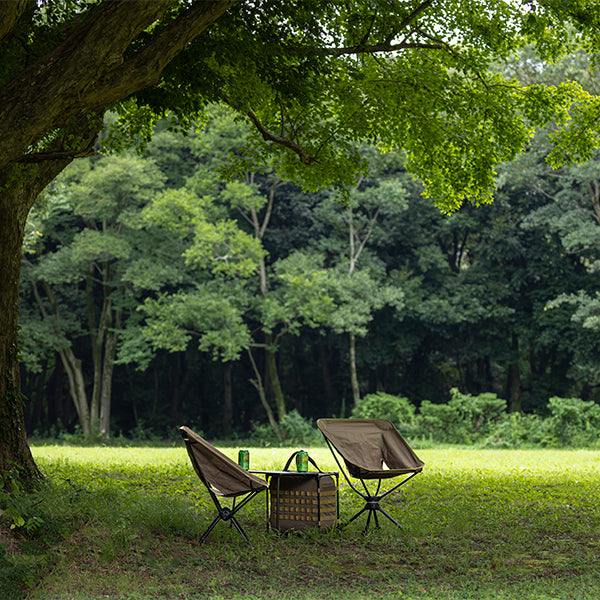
[317, 419, 424, 479]
[180, 426, 267, 497]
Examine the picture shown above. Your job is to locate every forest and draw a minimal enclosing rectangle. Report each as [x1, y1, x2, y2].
[17, 50, 600, 444]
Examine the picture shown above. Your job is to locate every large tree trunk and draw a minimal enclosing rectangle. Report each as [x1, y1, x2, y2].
[0, 160, 74, 488]
[0, 180, 41, 489]
[1, 112, 101, 486]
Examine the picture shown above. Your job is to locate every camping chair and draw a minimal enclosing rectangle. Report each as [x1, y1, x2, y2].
[317, 419, 424, 534]
[179, 426, 268, 546]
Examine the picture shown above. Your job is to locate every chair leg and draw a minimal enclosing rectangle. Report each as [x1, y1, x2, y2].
[199, 505, 252, 546]
[376, 505, 403, 530]
[345, 499, 404, 534]
[199, 515, 223, 544]
[343, 505, 369, 527]
[229, 516, 251, 546]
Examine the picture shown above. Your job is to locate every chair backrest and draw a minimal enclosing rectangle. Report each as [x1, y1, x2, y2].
[180, 426, 267, 497]
[317, 419, 424, 477]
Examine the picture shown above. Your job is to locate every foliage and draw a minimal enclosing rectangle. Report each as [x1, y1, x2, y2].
[16, 53, 600, 442]
[352, 392, 416, 431]
[0, 478, 44, 534]
[545, 396, 600, 447]
[8, 0, 600, 491]
[250, 410, 321, 447]
[484, 411, 550, 449]
[280, 410, 321, 446]
[408, 391, 600, 449]
[417, 388, 507, 444]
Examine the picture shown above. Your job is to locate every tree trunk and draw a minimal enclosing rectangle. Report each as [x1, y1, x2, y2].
[0, 169, 51, 489]
[247, 348, 282, 441]
[223, 362, 233, 437]
[265, 334, 286, 423]
[99, 327, 118, 437]
[349, 331, 361, 409]
[88, 271, 104, 432]
[59, 348, 91, 436]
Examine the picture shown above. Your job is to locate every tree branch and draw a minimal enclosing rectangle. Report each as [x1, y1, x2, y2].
[0, 0, 31, 43]
[324, 0, 439, 57]
[326, 39, 443, 57]
[0, 0, 239, 168]
[247, 110, 317, 165]
[93, 0, 240, 106]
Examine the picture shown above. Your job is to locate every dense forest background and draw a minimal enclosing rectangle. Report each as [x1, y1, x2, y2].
[17, 53, 600, 442]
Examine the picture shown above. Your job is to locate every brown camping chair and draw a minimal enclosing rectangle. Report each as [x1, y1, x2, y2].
[179, 426, 268, 545]
[317, 419, 424, 533]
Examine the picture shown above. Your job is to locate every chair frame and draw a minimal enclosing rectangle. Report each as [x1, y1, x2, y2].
[180, 427, 266, 546]
[319, 420, 422, 534]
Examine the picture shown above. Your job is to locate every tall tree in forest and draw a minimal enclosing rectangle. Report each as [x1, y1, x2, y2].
[20, 154, 167, 438]
[0, 0, 592, 486]
[141, 109, 335, 439]
[309, 155, 407, 407]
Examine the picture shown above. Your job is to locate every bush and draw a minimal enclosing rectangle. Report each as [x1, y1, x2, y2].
[545, 396, 600, 447]
[250, 410, 320, 446]
[485, 412, 550, 448]
[418, 400, 465, 443]
[417, 389, 506, 444]
[352, 392, 416, 435]
[280, 410, 321, 445]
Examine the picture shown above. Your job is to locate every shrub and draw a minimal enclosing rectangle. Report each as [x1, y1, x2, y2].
[417, 389, 507, 444]
[280, 410, 321, 445]
[250, 410, 320, 446]
[417, 400, 465, 443]
[545, 396, 600, 447]
[485, 412, 550, 448]
[352, 392, 417, 436]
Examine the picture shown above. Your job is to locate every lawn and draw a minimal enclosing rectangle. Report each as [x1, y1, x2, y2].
[2, 444, 600, 599]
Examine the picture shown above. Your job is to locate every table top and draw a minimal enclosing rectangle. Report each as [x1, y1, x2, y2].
[250, 469, 338, 477]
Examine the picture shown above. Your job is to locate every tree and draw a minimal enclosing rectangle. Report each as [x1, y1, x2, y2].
[20, 153, 167, 438]
[140, 109, 335, 440]
[308, 155, 407, 407]
[0, 0, 590, 487]
[1, 0, 236, 487]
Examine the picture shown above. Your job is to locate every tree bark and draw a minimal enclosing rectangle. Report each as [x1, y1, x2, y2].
[0, 180, 40, 488]
[0, 159, 72, 487]
[349, 332, 361, 409]
[247, 347, 282, 441]
[223, 362, 233, 437]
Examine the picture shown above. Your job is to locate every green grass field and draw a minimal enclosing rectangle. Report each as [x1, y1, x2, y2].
[2, 445, 600, 599]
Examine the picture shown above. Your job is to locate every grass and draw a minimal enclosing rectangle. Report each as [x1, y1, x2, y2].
[2, 445, 600, 599]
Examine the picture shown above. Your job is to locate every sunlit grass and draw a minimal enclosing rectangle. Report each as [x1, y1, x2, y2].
[8, 445, 600, 599]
